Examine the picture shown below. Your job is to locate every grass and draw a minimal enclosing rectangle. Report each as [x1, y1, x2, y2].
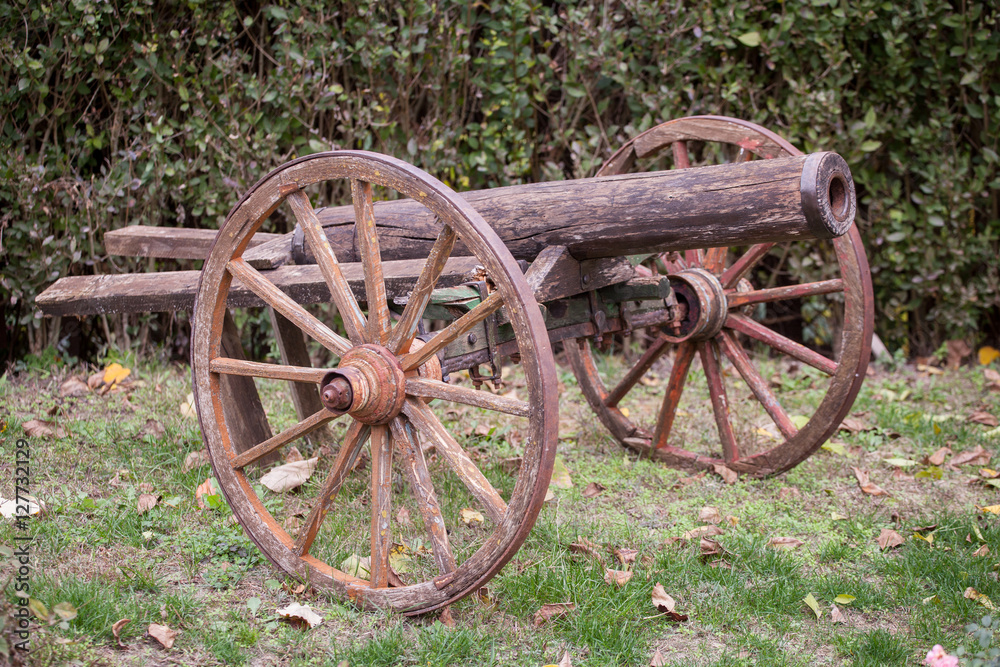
[0, 351, 999, 666]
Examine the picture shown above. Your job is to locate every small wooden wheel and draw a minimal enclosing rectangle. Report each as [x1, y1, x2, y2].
[192, 151, 557, 613]
[565, 116, 874, 477]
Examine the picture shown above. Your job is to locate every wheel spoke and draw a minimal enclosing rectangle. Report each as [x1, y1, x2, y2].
[230, 408, 338, 469]
[285, 189, 368, 343]
[399, 291, 504, 372]
[671, 140, 691, 168]
[388, 225, 457, 354]
[368, 425, 392, 588]
[405, 377, 530, 417]
[352, 179, 392, 345]
[700, 340, 739, 463]
[402, 399, 507, 524]
[726, 313, 838, 376]
[210, 357, 328, 384]
[389, 417, 456, 575]
[227, 257, 351, 356]
[726, 279, 844, 309]
[684, 248, 703, 267]
[294, 420, 371, 556]
[606, 333, 672, 407]
[652, 342, 696, 449]
[717, 331, 798, 440]
[721, 243, 775, 289]
[703, 247, 728, 274]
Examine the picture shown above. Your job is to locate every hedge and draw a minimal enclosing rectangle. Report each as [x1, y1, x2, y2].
[1, 0, 998, 361]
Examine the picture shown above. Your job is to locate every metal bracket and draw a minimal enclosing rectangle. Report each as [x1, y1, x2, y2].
[290, 223, 307, 265]
[587, 289, 609, 347]
[466, 281, 502, 390]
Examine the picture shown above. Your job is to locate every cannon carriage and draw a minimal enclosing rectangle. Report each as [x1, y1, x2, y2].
[37, 116, 873, 613]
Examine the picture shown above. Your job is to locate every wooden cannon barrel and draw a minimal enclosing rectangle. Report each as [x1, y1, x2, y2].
[246, 151, 855, 267]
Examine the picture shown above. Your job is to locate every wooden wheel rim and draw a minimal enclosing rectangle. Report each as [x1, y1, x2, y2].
[566, 116, 874, 477]
[192, 150, 558, 613]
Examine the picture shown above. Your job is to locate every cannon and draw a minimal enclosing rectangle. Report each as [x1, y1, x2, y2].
[36, 116, 873, 614]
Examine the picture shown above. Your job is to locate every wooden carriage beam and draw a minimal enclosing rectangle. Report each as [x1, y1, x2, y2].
[245, 152, 855, 268]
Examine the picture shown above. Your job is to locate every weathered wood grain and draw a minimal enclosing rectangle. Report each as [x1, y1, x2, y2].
[245, 152, 855, 269]
[105, 226, 282, 259]
[36, 256, 487, 317]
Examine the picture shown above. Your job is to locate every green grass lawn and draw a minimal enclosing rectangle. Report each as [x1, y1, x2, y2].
[1, 352, 999, 666]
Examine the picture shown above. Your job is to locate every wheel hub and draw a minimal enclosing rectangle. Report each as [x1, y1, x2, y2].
[663, 268, 728, 343]
[320, 345, 406, 425]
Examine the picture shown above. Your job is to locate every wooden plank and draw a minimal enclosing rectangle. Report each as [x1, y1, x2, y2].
[244, 152, 855, 268]
[105, 226, 282, 259]
[36, 256, 486, 317]
[219, 310, 278, 465]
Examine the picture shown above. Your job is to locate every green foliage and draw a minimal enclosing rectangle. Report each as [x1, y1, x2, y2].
[1, 0, 998, 357]
[957, 615, 1000, 666]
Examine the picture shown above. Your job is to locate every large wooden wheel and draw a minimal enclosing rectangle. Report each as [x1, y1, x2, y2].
[192, 151, 557, 613]
[565, 116, 874, 477]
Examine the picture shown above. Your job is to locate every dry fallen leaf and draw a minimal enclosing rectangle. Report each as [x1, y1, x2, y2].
[681, 525, 725, 541]
[924, 447, 952, 466]
[582, 482, 606, 498]
[964, 587, 996, 610]
[951, 445, 991, 467]
[700, 538, 723, 559]
[969, 411, 1000, 428]
[551, 651, 573, 667]
[533, 602, 575, 627]
[112, 618, 131, 649]
[148, 623, 179, 649]
[22, 419, 66, 439]
[182, 450, 209, 473]
[396, 506, 412, 528]
[260, 458, 318, 493]
[550, 456, 573, 489]
[58, 376, 89, 398]
[778, 486, 801, 500]
[840, 417, 875, 434]
[137, 494, 158, 515]
[802, 593, 822, 619]
[712, 463, 738, 484]
[768, 536, 804, 550]
[604, 568, 633, 587]
[277, 602, 324, 628]
[195, 478, 221, 510]
[285, 446, 304, 464]
[852, 467, 889, 497]
[984, 368, 1000, 392]
[569, 537, 604, 563]
[460, 508, 485, 526]
[87, 371, 105, 391]
[830, 604, 847, 624]
[973, 544, 990, 557]
[439, 606, 455, 628]
[980, 346, 1000, 366]
[614, 547, 639, 568]
[143, 419, 165, 438]
[698, 506, 722, 524]
[0, 496, 41, 519]
[103, 362, 132, 389]
[180, 392, 197, 419]
[877, 528, 905, 550]
[979, 505, 1000, 515]
[651, 583, 688, 622]
[947, 339, 972, 369]
[650, 649, 667, 666]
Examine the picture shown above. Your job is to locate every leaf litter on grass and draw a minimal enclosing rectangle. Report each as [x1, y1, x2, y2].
[8, 357, 1000, 664]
